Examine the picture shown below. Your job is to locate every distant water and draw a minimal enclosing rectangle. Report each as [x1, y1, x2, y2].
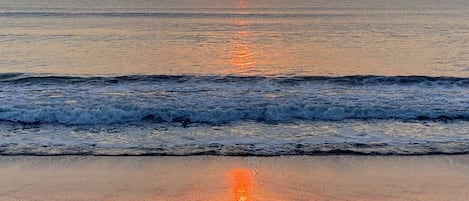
[2, 0, 469, 76]
[0, 0, 468, 156]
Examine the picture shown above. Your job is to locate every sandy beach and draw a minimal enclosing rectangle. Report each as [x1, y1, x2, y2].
[0, 155, 468, 201]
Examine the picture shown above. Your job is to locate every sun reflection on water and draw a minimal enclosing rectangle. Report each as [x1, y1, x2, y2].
[231, 30, 255, 73]
[229, 0, 256, 75]
[237, 0, 247, 9]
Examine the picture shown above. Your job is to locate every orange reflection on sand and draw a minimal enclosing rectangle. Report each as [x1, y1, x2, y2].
[228, 168, 253, 201]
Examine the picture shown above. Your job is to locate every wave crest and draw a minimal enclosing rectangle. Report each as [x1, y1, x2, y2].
[1, 74, 467, 125]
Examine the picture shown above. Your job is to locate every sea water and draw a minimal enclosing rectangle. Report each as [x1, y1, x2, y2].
[0, 0, 468, 155]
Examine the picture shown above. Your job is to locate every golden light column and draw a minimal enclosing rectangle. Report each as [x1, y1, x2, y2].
[230, 0, 255, 74]
[228, 168, 253, 201]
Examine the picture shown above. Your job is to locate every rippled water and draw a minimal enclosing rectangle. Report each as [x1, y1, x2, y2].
[1, 0, 469, 76]
[0, 0, 468, 156]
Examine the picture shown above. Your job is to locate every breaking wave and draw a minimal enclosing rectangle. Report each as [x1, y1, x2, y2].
[0, 74, 468, 125]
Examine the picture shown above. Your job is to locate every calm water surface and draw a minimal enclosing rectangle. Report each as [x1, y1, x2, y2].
[1, 0, 469, 76]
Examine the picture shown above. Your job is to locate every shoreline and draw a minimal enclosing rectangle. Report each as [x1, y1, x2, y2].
[1, 155, 468, 201]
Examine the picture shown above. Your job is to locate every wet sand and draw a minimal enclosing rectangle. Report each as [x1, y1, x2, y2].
[0, 155, 468, 201]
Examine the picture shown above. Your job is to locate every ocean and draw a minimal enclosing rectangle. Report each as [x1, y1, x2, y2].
[0, 0, 468, 156]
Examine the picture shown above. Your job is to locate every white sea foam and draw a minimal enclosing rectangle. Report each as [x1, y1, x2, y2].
[0, 120, 468, 156]
[0, 75, 467, 125]
[0, 75, 468, 155]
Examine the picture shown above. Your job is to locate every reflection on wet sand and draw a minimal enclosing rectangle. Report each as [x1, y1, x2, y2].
[1, 156, 469, 201]
[228, 168, 253, 201]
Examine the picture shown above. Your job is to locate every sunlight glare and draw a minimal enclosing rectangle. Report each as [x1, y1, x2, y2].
[228, 168, 253, 201]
